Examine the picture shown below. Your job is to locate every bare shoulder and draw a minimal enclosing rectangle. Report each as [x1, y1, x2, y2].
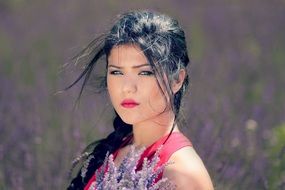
[163, 146, 214, 190]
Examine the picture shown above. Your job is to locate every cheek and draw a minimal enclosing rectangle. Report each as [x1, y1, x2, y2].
[107, 78, 119, 103]
[147, 85, 168, 112]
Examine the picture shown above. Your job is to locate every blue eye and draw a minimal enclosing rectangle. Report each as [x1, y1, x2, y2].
[109, 70, 122, 75]
[139, 71, 154, 76]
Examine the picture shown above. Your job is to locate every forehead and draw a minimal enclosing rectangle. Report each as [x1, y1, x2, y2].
[107, 44, 149, 66]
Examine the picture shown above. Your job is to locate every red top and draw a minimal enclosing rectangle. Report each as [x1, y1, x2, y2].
[84, 132, 192, 190]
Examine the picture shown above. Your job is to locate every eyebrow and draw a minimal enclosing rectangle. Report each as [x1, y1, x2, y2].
[108, 63, 151, 69]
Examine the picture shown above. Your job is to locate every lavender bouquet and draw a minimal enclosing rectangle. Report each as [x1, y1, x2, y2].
[87, 145, 176, 190]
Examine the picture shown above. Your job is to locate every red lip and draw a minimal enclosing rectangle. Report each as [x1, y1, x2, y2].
[121, 99, 139, 108]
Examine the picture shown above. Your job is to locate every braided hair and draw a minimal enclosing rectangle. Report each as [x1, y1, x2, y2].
[66, 10, 190, 189]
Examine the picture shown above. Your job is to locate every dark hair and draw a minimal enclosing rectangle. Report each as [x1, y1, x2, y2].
[66, 10, 190, 189]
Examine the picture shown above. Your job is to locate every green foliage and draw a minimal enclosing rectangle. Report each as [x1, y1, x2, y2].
[190, 21, 205, 62]
[0, 31, 13, 76]
[272, 38, 285, 68]
[267, 123, 285, 189]
[19, 56, 36, 86]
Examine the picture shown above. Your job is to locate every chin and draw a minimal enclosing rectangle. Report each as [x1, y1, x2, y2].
[120, 118, 136, 125]
[118, 114, 141, 125]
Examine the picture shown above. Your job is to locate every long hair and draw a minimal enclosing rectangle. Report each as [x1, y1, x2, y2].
[66, 10, 190, 189]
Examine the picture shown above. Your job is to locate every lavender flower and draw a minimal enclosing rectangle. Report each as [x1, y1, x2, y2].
[89, 145, 176, 190]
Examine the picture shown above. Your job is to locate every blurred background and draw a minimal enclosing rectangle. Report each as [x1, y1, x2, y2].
[0, 0, 284, 189]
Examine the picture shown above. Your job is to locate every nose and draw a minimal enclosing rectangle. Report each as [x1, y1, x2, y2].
[122, 77, 137, 94]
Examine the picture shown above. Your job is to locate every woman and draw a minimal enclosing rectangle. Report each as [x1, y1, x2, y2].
[66, 10, 214, 190]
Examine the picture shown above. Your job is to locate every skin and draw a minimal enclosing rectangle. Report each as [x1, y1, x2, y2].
[107, 44, 214, 190]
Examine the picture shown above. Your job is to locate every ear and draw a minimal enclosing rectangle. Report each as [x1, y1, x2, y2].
[171, 69, 186, 94]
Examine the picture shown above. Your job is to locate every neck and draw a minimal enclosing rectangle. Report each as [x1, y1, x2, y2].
[131, 110, 180, 147]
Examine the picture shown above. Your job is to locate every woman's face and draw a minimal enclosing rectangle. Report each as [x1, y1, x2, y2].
[107, 44, 170, 125]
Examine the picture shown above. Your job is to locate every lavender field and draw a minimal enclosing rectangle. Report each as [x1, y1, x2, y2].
[0, 0, 284, 189]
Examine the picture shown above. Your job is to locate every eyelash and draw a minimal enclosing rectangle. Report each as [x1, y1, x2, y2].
[109, 70, 154, 76]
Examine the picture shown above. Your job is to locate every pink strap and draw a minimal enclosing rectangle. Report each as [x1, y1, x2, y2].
[136, 132, 192, 171]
